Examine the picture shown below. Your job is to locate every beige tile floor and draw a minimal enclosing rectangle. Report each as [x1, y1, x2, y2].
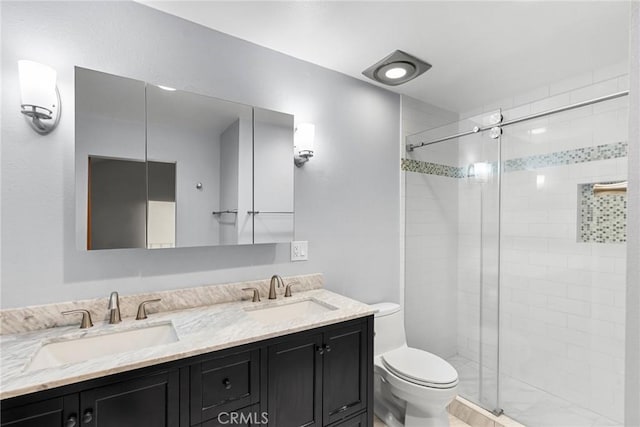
[373, 414, 471, 427]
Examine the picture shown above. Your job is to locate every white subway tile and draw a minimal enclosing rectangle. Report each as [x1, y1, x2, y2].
[617, 74, 629, 91]
[529, 251, 568, 268]
[550, 71, 593, 96]
[547, 296, 592, 316]
[513, 85, 550, 107]
[569, 78, 618, 104]
[593, 61, 628, 82]
[529, 279, 568, 297]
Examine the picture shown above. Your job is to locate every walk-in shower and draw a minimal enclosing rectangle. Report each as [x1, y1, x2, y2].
[403, 84, 629, 426]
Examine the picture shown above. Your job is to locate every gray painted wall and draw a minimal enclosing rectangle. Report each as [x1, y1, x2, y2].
[0, 1, 401, 308]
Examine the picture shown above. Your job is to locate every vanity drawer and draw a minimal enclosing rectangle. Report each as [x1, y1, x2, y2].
[190, 349, 260, 425]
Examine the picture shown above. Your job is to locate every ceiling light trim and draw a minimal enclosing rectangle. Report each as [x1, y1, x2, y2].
[362, 50, 431, 86]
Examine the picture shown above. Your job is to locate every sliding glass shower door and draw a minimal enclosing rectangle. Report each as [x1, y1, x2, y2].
[404, 110, 503, 414]
[404, 89, 629, 425]
[498, 95, 628, 426]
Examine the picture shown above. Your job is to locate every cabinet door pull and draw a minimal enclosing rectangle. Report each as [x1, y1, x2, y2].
[65, 415, 78, 427]
[316, 345, 325, 355]
[324, 344, 332, 353]
[82, 409, 93, 424]
[222, 378, 232, 390]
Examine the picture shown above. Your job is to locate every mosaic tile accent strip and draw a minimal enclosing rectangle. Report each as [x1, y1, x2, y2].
[503, 141, 628, 172]
[579, 182, 627, 243]
[401, 158, 466, 178]
[402, 141, 628, 178]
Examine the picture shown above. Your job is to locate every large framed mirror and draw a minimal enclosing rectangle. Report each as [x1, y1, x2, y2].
[75, 67, 294, 250]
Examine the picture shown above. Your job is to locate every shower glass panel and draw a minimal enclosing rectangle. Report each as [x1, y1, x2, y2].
[498, 96, 628, 426]
[403, 110, 502, 414]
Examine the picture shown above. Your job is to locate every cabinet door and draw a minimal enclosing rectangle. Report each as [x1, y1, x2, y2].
[267, 333, 323, 427]
[1, 395, 78, 427]
[80, 370, 179, 427]
[322, 323, 368, 425]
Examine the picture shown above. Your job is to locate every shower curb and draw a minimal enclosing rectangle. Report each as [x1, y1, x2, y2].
[448, 396, 526, 427]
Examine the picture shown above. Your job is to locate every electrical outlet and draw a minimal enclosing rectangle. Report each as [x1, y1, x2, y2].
[291, 241, 308, 261]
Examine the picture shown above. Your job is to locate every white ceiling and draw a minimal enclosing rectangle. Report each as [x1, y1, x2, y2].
[137, 1, 630, 113]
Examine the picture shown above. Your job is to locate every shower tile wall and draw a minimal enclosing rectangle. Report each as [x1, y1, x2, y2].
[402, 96, 459, 358]
[458, 63, 628, 424]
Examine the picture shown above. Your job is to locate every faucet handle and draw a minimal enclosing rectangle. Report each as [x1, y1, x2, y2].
[108, 291, 121, 324]
[62, 309, 93, 329]
[242, 288, 261, 302]
[284, 282, 300, 298]
[136, 299, 161, 320]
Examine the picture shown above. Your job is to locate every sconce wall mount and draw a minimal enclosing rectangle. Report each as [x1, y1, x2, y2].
[18, 60, 61, 135]
[294, 123, 315, 167]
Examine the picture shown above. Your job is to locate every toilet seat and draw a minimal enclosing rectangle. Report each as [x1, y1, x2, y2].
[381, 347, 458, 389]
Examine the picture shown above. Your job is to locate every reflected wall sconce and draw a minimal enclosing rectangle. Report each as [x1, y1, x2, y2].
[18, 60, 61, 134]
[294, 123, 315, 167]
[467, 162, 492, 182]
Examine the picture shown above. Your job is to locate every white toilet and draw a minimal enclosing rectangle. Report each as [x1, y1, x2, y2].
[372, 302, 458, 427]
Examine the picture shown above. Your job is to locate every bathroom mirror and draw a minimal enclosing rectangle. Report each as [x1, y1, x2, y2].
[75, 68, 146, 250]
[253, 108, 295, 243]
[75, 67, 295, 250]
[146, 85, 253, 248]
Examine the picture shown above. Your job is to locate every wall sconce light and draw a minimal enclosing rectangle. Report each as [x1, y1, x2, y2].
[467, 162, 492, 182]
[294, 123, 315, 167]
[18, 60, 61, 134]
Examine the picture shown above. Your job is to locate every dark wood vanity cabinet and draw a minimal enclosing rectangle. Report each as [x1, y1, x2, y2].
[266, 321, 370, 427]
[267, 332, 324, 426]
[79, 369, 180, 427]
[0, 395, 77, 427]
[190, 349, 260, 425]
[1, 316, 373, 427]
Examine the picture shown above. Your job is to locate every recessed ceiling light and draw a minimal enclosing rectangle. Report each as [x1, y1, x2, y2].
[362, 50, 431, 86]
[530, 127, 546, 135]
[385, 67, 408, 79]
[157, 85, 176, 91]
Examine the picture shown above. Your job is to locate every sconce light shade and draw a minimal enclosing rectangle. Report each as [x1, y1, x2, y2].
[18, 60, 61, 134]
[294, 123, 315, 167]
[467, 162, 492, 182]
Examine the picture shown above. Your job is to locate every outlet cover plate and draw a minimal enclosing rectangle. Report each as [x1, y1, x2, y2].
[291, 241, 308, 261]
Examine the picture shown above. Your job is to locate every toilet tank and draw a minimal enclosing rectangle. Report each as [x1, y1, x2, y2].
[370, 302, 407, 356]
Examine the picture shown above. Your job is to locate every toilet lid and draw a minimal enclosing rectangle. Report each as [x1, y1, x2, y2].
[381, 347, 458, 388]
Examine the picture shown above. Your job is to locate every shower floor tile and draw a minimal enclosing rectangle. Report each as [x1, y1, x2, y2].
[447, 355, 623, 427]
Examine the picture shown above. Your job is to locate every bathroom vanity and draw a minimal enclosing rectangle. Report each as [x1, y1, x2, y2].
[0, 283, 374, 427]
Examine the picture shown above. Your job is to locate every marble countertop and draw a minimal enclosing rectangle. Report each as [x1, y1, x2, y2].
[0, 289, 374, 400]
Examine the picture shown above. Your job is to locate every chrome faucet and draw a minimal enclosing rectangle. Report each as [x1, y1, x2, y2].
[269, 275, 284, 299]
[108, 291, 121, 324]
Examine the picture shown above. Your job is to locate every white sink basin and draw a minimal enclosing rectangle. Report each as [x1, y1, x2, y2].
[245, 299, 337, 323]
[26, 323, 178, 372]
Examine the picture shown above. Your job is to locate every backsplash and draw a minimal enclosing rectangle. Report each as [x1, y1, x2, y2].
[0, 274, 323, 335]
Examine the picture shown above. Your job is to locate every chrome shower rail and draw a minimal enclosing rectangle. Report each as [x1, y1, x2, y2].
[407, 90, 629, 151]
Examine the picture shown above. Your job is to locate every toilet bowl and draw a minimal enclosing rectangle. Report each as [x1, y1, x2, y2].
[371, 302, 458, 427]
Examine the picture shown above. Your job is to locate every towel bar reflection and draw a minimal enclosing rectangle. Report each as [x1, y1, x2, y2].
[247, 211, 294, 215]
[212, 209, 238, 215]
